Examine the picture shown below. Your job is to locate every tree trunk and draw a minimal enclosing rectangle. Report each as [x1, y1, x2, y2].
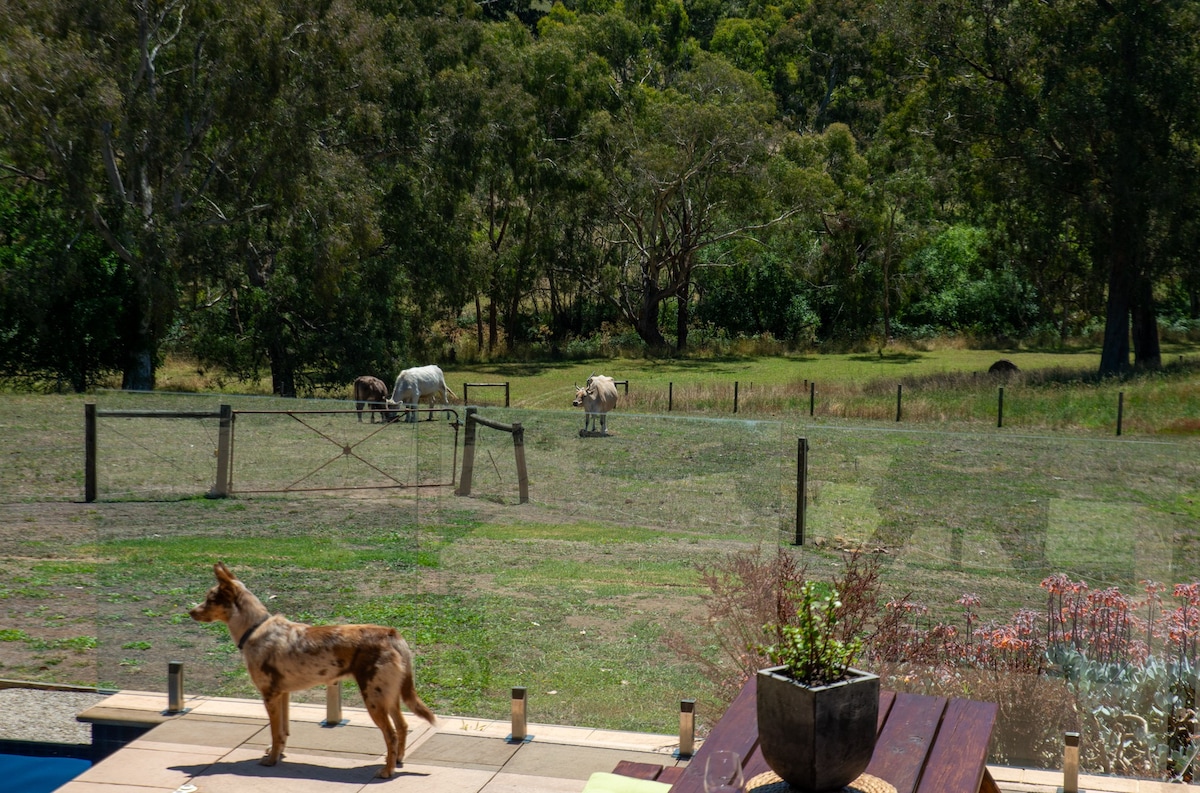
[475, 295, 484, 351]
[504, 252, 529, 348]
[636, 312, 666, 348]
[121, 290, 156, 391]
[634, 274, 668, 348]
[1131, 273, 1161, 370]
[1099, 252, 1133, 377]
[675, 281, 690, 352]
[122, 347, 155, 391]
[881, 207, 896, 341]
[505, 286, 521, 349]
[487, 298, 499, 353]
[269, 339, 296, 398]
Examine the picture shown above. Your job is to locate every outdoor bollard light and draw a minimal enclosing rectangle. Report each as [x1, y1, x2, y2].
[1063, 731, 1080, 793]
[167, 661, 185, 714]
[508, 686, 530, 743]
[323, 679, 345, 727]
[677, 699, 696, 758]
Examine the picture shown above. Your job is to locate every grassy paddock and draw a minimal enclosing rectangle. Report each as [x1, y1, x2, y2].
[1, 348, 1198, 773]
[315, 345, 1200, 434]
[140, 341, 1200, 436]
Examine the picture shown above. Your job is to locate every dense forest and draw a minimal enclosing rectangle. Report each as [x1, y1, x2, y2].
[2, 0, 1199, 394]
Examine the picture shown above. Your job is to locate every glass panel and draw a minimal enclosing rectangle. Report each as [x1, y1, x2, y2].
[92, 393, 422, 708]
[454, 407, 786, 543]
[64, 392, 1200, 778]
[793, 423, 1199, 776]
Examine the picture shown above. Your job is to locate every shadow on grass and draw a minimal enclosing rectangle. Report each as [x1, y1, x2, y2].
[462, 353, 827, 378]
[848, 352, 926, 365]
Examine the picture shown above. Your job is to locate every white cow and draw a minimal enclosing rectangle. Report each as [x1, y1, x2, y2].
[392, 365, 456, 422]
[572, 375, 618, 435]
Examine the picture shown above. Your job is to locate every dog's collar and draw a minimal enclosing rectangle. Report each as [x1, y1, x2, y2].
[238, 617, 268, 650]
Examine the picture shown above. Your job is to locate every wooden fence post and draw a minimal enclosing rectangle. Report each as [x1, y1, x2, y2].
[795, 437, 808, 546]
[457, 407, 478, 497]
[85, 403, 97, 503]
[513, 423, 528, 504]
[210, 404, 233, 497]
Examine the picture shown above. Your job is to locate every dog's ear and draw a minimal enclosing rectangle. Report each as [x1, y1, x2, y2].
[214, 562, 235, 583]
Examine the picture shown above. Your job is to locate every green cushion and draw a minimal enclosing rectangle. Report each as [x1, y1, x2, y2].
[581, 771, 673, 793]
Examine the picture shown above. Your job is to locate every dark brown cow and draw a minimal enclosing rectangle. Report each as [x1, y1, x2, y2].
[353, 375, 397, 422]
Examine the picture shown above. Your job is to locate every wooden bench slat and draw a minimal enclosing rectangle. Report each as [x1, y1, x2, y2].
[865, 692, 947, 793]
[656, 766, 685, 785]
[877, 689, 896, 733]
[914, 698, 999, 793]
[612, 760, 665, 780]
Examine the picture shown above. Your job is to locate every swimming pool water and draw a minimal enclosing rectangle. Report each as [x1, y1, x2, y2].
[0, 752, 91, 792]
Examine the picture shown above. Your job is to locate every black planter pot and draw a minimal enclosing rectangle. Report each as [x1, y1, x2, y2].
[756, 665, 880, 792]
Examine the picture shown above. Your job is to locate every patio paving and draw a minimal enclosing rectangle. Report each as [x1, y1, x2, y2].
[62, 691, 683, 792]
[46, 690, 1200, 793]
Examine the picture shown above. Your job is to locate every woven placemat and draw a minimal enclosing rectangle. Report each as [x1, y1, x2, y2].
[746, 770, 896, 793]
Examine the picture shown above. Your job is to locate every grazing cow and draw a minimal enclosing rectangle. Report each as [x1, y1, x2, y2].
[573, 374, 618, 435]
[392, 365, 456, 422]
[353, 376, 398, 423]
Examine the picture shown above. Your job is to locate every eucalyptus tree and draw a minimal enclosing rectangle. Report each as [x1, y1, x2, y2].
[765, 0, 907, 134]
[772, 122, 907, 341]
[184, 1, 403, 395]
[0, 184, 127, 391]
[596, 51, 808, 351]
[0, 0, 398, 392]
[380, 10, 488, 358]
[863, 127, 941, 341]
[392, 8, 620, 355]
[482, 11, 616, 349]
[909, 0, 1200, 374]
[470, 21, 570, 353]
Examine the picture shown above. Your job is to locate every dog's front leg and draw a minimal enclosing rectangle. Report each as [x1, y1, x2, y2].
[261, 692, 288, 766]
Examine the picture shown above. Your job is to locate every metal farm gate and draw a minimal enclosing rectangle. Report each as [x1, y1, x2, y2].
[85, 403, 460, 500]
[227, 407, 460, 495]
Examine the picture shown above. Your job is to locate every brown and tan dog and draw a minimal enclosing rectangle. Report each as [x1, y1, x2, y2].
[189, 562, 435, 777]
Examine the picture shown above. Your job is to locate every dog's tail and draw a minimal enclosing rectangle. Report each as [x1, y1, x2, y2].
[403, 674, 436, 725]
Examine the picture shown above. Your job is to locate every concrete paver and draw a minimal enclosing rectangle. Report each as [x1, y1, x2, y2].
[479, 771, 593, 792]
[136, 717, 264, 749]
[78, 744, 225, 789]
[370, 763, 498, 792]
[405, 733, 521, 770]
[191, 746, 382, 792]
[501, 742, 679, 780]
[56, 783, 177, 793]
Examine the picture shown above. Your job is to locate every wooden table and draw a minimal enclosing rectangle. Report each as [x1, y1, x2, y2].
[663, 677, 1000, 793]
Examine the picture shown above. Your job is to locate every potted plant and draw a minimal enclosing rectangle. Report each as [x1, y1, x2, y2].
[757, 581, 879, 792]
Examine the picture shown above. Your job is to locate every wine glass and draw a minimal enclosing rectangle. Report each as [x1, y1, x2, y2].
[703, 749, 745, 793]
